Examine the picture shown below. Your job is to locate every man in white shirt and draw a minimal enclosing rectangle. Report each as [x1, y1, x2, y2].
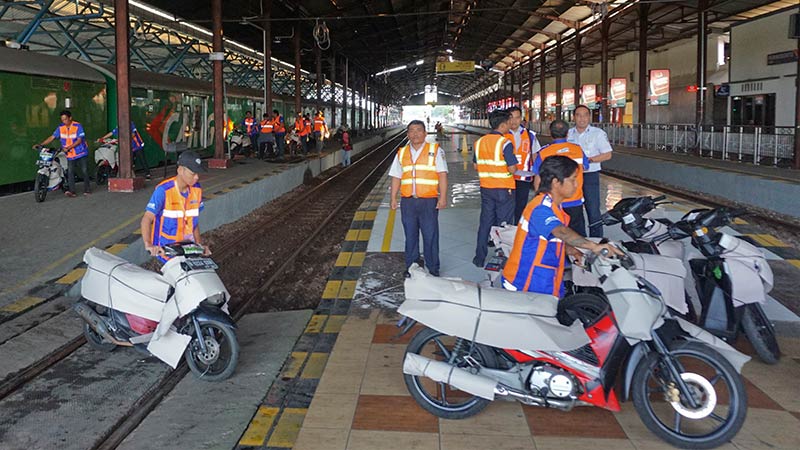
[504, 106, 542, 224]
[389, 120, 449, 277]
[567, 105, 613, 237]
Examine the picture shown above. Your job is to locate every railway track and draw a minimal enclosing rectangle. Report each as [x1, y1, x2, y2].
[0, 131, 405, 449]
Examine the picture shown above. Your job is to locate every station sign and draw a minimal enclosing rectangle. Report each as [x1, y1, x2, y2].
[435, 60, 476, 74]
[545, 92, 556, 112]
[581, 84, 597, 109]
[562, 89, 576, 111]
[609, 78, 627, 108]
[533, 94, 541, 111]
[649, 69, 670, 106]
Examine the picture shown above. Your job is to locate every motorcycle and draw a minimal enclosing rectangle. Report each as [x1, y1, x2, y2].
[594, 195, 780, 365]
[75, 242, 239, 381]
[33, 145, 67, 202]
[227, 128, 252, 158]
[399, 248, 750, 449]
[94, 138, 119, 186]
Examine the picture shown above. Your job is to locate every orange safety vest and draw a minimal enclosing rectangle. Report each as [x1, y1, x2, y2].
[313, 116, 326, 133]
[475, 134, 515, 189]
[535, 139, 587, 208]
[501, 193, 570, 296]
[58, 122, 89, 160]
[398, 143, 440, 199]
[504, 127, 533, 182]
[243, 117, 257, 135]
[273, 116, 285, 133]
[151, 177, 203, 247]
[260, 119, 273, 134]
[301, 119, 312, 136]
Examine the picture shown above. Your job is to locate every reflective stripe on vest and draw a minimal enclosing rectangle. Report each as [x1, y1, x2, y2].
[244, 118, 256, 134]
[475, 134, 514, 189]
[537, 141, 586, 206]
[132, 127, 145, 151]
[314, 117, 325, 132]
[153, 177, 203, 245]
[501, 194, 569, 295]
[59, 122, 88, 160]
[273, 116, 285, 133]
[260, 120, 273, 133]
[504, 128, 533, 182]
[398, 143, 439, 198]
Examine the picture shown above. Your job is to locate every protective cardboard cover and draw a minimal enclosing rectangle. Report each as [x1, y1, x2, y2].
[399, 266, 590, 352]
[147, 327, 192, 368]
[719, 234, 773, 305]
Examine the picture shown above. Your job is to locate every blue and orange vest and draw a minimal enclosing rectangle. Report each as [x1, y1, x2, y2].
[534, 139, 588, 208]
[504, 127, 534, 182]
[151, 177, 203, 250]
[243, 117, 257, 135]
[57, 122, 89, 160]
[501, 193, 570, 296]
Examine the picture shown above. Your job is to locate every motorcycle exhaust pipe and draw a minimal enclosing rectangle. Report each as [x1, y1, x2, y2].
[73, 301, 132, 347]
[403, 353, 574, 410]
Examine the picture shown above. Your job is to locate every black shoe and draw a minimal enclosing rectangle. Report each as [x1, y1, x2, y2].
[488, 241, 495, 248]
[472, 257, 484, 268]
[404, 271, 411, 278]
[416, 258, 425, 268]
[429, 270, 440, 277]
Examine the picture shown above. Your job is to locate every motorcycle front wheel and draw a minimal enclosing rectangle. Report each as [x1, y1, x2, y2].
[34, 173, 48, 202]
[741, 303, 780, 365]
[403, 327, 497, 420]
[184, 318, 239, 382]
[631, 341, 747, 449]
[96, 164, 111, 186]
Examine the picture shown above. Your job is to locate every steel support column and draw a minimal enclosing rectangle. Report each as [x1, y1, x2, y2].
[574, 30, 581, 107]
[350, 72, 356, 131]
[795, 6, 800, 169]
[638, 3, 649, 147]
[115, 0, 131, 180]
[540, 48, 546, 122]
[342, 57, 348, 127]
[315, 44, 322, 113]
[330, 53, 337, 129]
[555, 35, 562, 119]
[211, 0, 225, 162]
[262, 0, 272, 112]
[601, 19, 610, 123]
[696, 0, 708, 128]
[294, 30, 301, 114]
[528, 55, 534, 124]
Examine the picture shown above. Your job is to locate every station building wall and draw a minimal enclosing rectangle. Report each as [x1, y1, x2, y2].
[729, 7, 798, 127]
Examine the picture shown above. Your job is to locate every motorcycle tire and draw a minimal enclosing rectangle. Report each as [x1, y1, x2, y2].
[631, 341, 747, 449]
[557, 293, 609, 327]
[34, 173, 48, 203]
[403, 327, 497, 420]
[741, 303, 780, 365]
[83, 322, 117, 352]
[185, 318, 239, 382]
[96, 165, 111, 186]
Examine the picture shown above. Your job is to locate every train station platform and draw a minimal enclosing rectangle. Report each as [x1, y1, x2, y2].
[455, 123, 800, 222]
[0, 127, 401, 319]
[235, 131, 800, 450]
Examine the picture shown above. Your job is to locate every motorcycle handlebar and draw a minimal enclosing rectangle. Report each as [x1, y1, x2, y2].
[652, 195, 667, 202]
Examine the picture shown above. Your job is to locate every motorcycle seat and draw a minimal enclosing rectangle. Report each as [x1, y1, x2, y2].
[84, 248, 170, 303]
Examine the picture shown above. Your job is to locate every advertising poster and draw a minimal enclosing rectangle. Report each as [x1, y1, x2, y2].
[649, 69, 670, 106]
[609, 78, 627, 108]
[581, 84, 597, 109]
[562, 89, 576, 111]
[545, 92, 556, 112]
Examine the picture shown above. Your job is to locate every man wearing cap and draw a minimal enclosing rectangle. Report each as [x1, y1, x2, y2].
[140, 151, 209, 262]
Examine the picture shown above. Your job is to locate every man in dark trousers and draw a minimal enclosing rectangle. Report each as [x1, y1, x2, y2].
[472, 109, 518, 268]
[389, 120, 448, 277]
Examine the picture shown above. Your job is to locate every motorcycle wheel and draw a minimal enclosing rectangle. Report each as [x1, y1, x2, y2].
[741, 303, 780, 365]
[96, 165, 111, 186]
[34, 174, 48, 203]
[185, 318, 239, 382]
[631, 341, 747, 449]
[83, 322, 117, 352]
[557, 293, 609, 327]
[403, 327, 497, 420]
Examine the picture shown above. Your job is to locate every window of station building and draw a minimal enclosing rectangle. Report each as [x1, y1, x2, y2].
[731, 94, 776, 130]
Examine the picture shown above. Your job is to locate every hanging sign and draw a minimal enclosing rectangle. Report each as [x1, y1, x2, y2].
[581, 84, 597, 109]
[649, 69, 670, 106]
[435, 60, 476, 74]
[562, 89, 576, 111]
[545, 92, 556, 112]
[609, 78, 627, 108]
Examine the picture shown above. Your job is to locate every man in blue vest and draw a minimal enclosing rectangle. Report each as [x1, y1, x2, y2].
[98, 121, 151, 179]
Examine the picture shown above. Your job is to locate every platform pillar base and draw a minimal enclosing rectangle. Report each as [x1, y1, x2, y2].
[108, 177, 145, 192]
[208, 158, 233, 169]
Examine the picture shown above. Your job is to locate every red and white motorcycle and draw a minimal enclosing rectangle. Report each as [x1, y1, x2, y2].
[399, 248, 750, 449]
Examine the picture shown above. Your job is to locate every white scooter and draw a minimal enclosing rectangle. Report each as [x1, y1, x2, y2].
[399, 248, 750, 449]
[75, 242, 239, 381]
[227, 129, 252, 158]
[94, 138, 119, 186]
[33, 145, 67, 202]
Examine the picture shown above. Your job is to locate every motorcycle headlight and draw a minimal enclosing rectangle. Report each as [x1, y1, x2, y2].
[203, 293, 226, 306]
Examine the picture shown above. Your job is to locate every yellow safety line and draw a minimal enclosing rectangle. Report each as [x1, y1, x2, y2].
[381, 208, 396, 252]
[238, 406, 280, 447]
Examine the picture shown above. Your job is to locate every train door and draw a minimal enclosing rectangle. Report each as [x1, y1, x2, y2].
[185, 95, 207, 149]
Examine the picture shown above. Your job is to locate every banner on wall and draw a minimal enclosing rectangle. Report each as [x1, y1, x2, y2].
[649, 69, 670, 106]
[581, 84, 597, 109]
[609, 78, 627, 108]
[562, 89, 575, 111]
[545, 92, 556, 112]
[533, 94, 541, 111]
